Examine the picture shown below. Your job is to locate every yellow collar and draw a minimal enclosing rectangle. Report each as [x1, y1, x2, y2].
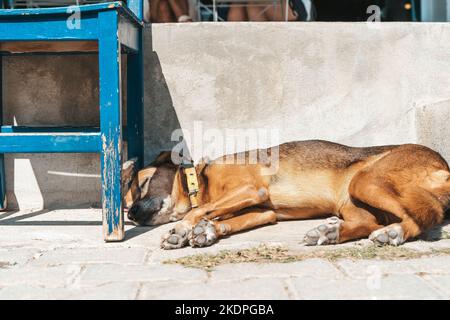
[182, 165, 200, 208]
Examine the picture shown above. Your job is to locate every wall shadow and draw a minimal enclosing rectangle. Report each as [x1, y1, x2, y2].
[143, 24, 190, 164]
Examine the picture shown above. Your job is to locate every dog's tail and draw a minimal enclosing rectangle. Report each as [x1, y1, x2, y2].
[421, 169, 450, 221]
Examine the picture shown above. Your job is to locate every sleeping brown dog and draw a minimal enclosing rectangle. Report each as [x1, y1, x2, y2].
[125, 140, 450, 250]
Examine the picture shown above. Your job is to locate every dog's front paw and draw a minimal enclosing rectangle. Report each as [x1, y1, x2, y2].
[369, 224, 405, 246]
[189, 219, 218, 248]
[160, 222, 192, 250]
[304, 217, 342, 246]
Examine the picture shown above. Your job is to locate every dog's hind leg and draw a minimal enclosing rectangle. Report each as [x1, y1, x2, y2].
[349, 173, 443, 246]
[365, 187, 445, 246]
[189, 210, 277, 248]
[304, 202, 383, 245]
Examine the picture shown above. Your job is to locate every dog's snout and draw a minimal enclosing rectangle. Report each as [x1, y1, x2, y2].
[127, 197, 164, 224]
[127, 205, 138, 221]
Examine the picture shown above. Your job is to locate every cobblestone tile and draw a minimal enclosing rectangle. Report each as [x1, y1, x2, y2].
[335, 259, 417, 278]
[79, 263, 208, 286]
[292, 274, 443, 299]
[0, 282, 139, 300]
[0, 248, 42, 266]
[421, 275, 450, 298]
[0, 264, 83, 288]
[210, 259, 344, 281]
[31, 247, 148, 266]
[138, 278, 290, 300]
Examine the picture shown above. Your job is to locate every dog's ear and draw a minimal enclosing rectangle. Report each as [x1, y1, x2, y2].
[151, 151, 175, 166]
[197, 157, 210, 177]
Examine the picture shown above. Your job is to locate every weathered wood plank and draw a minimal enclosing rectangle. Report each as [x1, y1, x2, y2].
[99, 9, 124, 242]
[0, 132, 102, 153]
[0, 2, 142, 25]
[0, 16, 99, 41]
[0, 2, 122, 16]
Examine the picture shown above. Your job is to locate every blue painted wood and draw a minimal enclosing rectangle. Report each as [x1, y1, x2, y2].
[0, 55, 6, 210]
[0, 2, 142, 24]
[0, 2, 142, 42]
[99, 10, 124, 241]
[0, 2, 121, 16]
[0, 132, 102, 153]
[0, 125, 100, 133]
[126, 27, 144, 169]
[0, 126, 129, 141]
[0, 16, 99, 41]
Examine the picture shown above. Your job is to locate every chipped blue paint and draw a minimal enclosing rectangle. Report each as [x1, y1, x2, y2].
[0, 2, 142, 25]
[99, 10, 124, 241]
[0, 16, 99, 41]
[2, 2, 117, 16]
[0, 1, 144, 240]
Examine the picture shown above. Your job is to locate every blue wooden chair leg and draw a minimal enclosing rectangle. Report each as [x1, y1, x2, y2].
[99, 10, 124, 241]
[127, 28, 144, 169]
[0, 56, 6, 211]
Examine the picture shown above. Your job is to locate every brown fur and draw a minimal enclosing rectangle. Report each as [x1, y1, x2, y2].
[126, 140, 450, 249]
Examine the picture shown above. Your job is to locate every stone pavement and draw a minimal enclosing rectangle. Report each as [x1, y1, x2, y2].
[0, 208, 450, 299]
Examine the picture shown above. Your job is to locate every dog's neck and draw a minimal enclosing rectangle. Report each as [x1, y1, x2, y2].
[170, 164, 209, 216]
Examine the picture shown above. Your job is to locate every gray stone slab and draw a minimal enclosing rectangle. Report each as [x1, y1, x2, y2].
[405, 256, 450, 275]
[0, 248, 42, 266]
[210, 259, 344, 281]
[79, 263, 208, 286]
[0, 282, 139, 300]
[422, 275, 450, 298]
[292, 274, 443, 299]
[336, 259, 418, 278]
[31, 247, 149, 266]
[139, 278, 290, 300]
[0, 264, 83, 288]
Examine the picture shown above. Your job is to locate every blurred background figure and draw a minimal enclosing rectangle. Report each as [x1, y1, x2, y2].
[149, 0, 193, 22]
[313, 0, 419, 21]
[3, 0, 444, 23]
[227, 0, 314, 21]
[199, 0, 426, 22]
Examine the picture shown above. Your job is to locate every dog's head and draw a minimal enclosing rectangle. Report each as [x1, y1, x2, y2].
[125, 151, 194, 226]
